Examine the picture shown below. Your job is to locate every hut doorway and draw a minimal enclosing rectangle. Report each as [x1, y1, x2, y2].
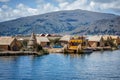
[97, 42, 100, 46]
[12, 45, 19, 51]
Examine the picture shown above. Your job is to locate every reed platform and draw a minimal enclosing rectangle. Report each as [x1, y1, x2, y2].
[0, 51, 44, 56]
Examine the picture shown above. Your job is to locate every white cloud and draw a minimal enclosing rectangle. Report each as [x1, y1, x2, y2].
[58, 0, 90, 11]
[0, 3, 40, 22]
[43, 3, 59, 12]
[101, 1, 120, 9]
[0, 0, 10, 2]
[57, 0, 120, 15]
[88, 0, 120, 14]
[15, 3, 39, 17]
[36, 0, 59, 14]
[58, 2, 69, 10]
[56, 0, 66, 3]
[91, 0, 117, 3]
[0, 0, 120, 22]
[1, 5, 8, 9]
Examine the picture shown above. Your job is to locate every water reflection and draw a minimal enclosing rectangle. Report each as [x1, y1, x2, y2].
[0, 50, 120, 80]
[63, 52, 92, 59]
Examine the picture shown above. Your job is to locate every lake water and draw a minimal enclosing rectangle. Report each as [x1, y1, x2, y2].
[0, 50, 120, 80]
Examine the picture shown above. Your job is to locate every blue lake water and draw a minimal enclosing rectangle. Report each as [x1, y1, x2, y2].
[0, 50, 120, 80]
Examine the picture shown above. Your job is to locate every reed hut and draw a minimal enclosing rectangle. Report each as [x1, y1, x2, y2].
[102, 35, 111, 46]
[59, 35, 71, 46]
[36, 37, 50, 47]
[110, 35, 119, 46]
[88, 35, 104, 48]
[0, 37, 22, 51]
[28, 33, 37, 50]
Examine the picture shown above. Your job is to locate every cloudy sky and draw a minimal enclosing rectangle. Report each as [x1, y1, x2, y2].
[0, 0, 120, 22]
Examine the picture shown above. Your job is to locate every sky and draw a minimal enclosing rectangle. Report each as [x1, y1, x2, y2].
[0, 0, 120, 22]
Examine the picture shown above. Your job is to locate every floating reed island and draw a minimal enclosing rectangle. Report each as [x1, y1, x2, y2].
[0, 33, 49, 56]
[46, 34, 120, 53]
[0, 33, 120, 55]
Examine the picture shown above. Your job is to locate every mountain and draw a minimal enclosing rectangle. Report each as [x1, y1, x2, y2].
[69, 17, 120, 35]
[0, 9, 120, 36]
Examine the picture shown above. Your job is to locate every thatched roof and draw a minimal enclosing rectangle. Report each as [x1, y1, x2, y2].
[36, 37, 50, 43]
[110, 35, 119, 39]
[102, 35, 111, 41]
[30, 33, 36, 41]
[59, 35, 71, 42]
[88, 35, 102, 42]
[28, 33, 37, 46]
[0, 37, 15, 45]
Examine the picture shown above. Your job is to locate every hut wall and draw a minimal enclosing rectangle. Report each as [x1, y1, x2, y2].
[116, 38, 119, 45]
[88, 41, 97, 47]
[10, 39, 22, 51]
[38, 42, 49, 47]
[60, 41, 68, 46]
[0, 45, 9, 51]
[100, 39, 104, 47]
[118, 38, 120, 45]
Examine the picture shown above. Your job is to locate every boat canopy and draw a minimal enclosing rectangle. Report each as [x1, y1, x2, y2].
[69, 39, 83, 43]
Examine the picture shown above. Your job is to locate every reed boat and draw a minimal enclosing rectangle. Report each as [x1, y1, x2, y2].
[63, 37, 93, 53]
